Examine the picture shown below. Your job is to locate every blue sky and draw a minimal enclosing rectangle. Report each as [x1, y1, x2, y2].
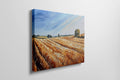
[32, 9, 84, 36]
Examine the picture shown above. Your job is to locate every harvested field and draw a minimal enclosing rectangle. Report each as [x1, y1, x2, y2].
[32, 37, 84, 71]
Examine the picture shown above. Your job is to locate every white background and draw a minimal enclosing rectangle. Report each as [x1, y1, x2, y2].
[0, 0, 120, 80]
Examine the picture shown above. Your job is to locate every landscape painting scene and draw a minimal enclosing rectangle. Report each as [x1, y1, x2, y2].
[32, 9, 84, 72]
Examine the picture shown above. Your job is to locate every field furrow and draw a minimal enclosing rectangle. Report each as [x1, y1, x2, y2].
[34, 42, 50, 70]
[34, 39, 63, 68]
[32, 37, 84, 71]
[50, 38, 84, 54]
[40, 39, 72, 65]
[40, 39, 73, 65]
[62, 37, 84, 44]
[42, 39, 84, 64]
[32, 58, 37, 72]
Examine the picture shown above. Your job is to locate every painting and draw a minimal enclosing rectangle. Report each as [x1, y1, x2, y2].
[32, 9, 84, 72]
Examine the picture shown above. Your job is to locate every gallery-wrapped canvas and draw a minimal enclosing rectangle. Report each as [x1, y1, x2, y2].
[32, 9, 84, 72]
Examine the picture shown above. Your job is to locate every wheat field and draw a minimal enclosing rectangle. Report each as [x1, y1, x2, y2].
[32, 37, 84, 71]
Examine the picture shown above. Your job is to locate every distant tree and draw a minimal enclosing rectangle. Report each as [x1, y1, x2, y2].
[75, 29, 80, 37]
[32, 34, 39, 38]
[47, 34, 52, 38]
[58, 34, 60, 37]
[32, 34, 35, 37]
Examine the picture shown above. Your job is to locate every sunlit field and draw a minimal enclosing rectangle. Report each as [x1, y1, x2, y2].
[32, 36, 84, 71]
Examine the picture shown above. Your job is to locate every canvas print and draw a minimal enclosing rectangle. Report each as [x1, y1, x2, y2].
[32, 9, 84, 72]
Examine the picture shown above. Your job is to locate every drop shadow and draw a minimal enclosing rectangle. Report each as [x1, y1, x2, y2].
[29, 10, 32, 74]
[31, 62, 83, 75]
